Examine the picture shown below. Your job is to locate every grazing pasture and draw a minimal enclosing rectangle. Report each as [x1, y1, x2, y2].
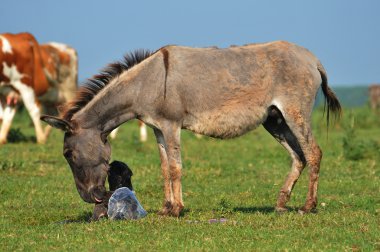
[0, 106, 379, 251]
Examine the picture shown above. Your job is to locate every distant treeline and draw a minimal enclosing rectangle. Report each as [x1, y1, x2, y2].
[316, 86, 370, 108]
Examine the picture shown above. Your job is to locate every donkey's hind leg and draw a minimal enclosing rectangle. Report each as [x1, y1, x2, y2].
[276, 105, 322, 214]
[263, 106, 307, 212]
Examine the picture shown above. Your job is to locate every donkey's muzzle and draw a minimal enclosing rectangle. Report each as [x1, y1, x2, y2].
[89, 185, 107, 203]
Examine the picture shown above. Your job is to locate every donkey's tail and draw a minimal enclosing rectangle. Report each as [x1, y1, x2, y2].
[317, 62, 342, 127]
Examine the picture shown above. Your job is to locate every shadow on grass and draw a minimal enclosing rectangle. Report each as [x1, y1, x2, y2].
[75, 211, 93, 222]
[7, 128, 35, 143]
[143, 208, 191, 218]
[233, 206, 298, 214]
[55, 211, 93, 225]
[56, 208, 188, 224]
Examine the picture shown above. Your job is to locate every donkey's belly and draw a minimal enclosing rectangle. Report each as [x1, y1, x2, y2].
[183, 106, 268, 139]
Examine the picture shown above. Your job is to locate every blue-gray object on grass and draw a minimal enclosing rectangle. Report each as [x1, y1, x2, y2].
[107, 187, 147, 220]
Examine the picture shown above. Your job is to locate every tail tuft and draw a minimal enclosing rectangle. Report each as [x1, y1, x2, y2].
[318, 63, 342, 127]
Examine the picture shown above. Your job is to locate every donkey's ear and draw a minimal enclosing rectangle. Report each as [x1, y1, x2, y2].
[40, 115, 73, 132]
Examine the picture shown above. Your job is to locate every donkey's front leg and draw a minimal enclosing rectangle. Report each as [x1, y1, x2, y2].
[154, 129, 174, 215]
[162, 124, 184, 217]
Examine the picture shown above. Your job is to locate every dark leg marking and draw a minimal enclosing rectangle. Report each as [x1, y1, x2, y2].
[263, 106, 306, 163]
[263, 106, 307, 212]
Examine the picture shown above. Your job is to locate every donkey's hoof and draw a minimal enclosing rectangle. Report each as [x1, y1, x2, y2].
[275, 207, 288, 214]
[158, 201, 173, 216]
[170, 204, 184, 217]
[298, 207, 318, 215]
[158, 201, 183, 217]
[158, 208, 171, 216]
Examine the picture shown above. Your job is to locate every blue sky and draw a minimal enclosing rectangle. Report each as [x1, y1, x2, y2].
[1, 0, 379, 86]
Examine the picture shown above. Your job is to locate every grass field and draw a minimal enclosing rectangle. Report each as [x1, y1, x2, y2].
[0, 106, 379, 251]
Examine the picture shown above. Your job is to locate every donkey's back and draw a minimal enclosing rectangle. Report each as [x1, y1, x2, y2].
[159, 41, 324, 138]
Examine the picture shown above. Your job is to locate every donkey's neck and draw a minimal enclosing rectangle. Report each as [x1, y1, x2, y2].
[72, 52, 165, 132]
[73, 72, 141, 132]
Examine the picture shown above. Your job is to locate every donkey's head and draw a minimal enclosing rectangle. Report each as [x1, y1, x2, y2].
[41, 115, 111, 204]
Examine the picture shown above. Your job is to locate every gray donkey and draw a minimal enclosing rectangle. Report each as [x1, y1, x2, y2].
[41, 41, 341, 217]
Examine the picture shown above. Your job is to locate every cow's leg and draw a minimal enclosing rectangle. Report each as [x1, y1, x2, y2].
[279, 105, 322, 214]
[41, 104, 55, 140]
[154, 128, 174, 215]
[139, 121, 147, 142]
[263, 106, 307, 212]
[0, 104, 17, 144]
[109, 122, 147, 142]
[109, 127, 119, 139]
[0, 99, 4, 122]
[44, 125, 52, 139]
[16, 83, 46, 143]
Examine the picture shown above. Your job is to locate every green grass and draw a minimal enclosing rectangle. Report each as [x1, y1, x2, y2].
[0, 106, 379, 251]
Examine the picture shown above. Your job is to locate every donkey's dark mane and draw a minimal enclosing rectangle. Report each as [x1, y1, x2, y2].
[62, 49, 152, 121]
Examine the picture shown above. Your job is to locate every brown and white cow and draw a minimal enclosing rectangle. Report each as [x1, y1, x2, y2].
[0, 32, 77, 144]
